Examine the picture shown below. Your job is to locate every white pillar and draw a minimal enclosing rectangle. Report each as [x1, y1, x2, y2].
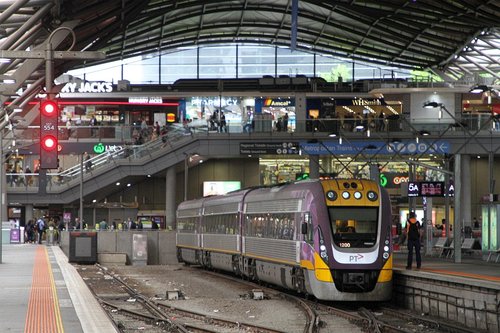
[453, 154, 462, 263]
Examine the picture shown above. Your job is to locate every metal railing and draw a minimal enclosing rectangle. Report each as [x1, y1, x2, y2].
[5, 113, 500, 191]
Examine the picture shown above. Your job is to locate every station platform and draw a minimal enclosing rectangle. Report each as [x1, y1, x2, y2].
[1, 243, 499, 333]
[392, 250, 500, 283]
[0, 243, 117, 333]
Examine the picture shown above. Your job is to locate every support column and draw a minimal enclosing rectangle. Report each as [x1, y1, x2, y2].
[309, 155, 320, 179]
[295, 93, 306, 133]
[462, 155, 471, 227]
[165, 166, 176, 230]
[454, 154, 462, 263]
[25, 204, 34, 224]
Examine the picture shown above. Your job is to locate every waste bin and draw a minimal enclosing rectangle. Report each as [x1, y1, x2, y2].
[68, 231, 97, 264]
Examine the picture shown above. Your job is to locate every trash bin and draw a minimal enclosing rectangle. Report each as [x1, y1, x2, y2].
[68, 231, 97, 264]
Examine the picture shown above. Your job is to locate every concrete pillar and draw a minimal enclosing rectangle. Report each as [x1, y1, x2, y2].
[309, 155, 320, 179]
[454, 154, 462, 263]
[25, 204, 33, 224]
[165, 166, 176, 230]
[461, 155, 471, 227]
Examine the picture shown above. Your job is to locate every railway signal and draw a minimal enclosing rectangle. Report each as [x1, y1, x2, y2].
[40, 99, 59, 169]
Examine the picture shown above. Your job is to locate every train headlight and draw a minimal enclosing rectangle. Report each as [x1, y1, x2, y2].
[383, 252, 389, 259]
[342, 191, 350, 199]
[367, 191, 378, 201]
[320, 252, 327, 259]
[326, 190, 337, 201]
[384, 239, 389, 245]
[384, 246, 389, 252]
[354, 191, 362, 199]
[320, 245, 326, 251]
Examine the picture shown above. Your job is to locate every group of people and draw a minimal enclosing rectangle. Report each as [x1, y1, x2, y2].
[94, 217, 159, 231]
[209, 110, 227, 132]
[275, 113, 289, 132]
[7, 165, 37, 187]
[25, 216, 65, 244]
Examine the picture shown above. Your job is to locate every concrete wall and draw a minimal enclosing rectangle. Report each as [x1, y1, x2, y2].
[393, 269, 500, 333]
[60, 230, 178, 265]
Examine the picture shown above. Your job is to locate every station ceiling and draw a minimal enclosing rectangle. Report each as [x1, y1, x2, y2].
[0, 0, 498, 105]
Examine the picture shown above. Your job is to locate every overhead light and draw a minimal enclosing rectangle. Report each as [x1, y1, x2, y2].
[419, 130, 430, 136]
[469, 85, 489, 94]
[328, 132, 337, 137]
[92, 199, 97, 203]
[339, 136, 342, 145]
[0, 58, 11, 63]
[115, 182, 120, 186]
[127, 183, 131, 187]
[423, 101, 440, 108]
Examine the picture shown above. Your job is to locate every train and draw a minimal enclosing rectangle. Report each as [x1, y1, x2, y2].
[176, 178, 393, 301]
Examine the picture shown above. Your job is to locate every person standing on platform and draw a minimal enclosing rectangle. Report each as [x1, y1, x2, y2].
[406, 212, 422, 269]
[36, 217, 45, 244]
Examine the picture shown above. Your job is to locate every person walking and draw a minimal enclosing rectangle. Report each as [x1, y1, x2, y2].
[406, 212, 422, 269]
[36, 216, 45, 244]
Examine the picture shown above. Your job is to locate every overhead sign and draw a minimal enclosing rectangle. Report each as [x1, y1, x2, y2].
[61, 81, 113, 93]
[129, 97, 163, 104]
[240, 142, 299, 155]
[408, 181, 446, 197]
[301, 140, 450, 155]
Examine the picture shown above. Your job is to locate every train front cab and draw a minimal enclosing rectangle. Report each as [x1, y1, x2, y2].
[303, 179, 393, 301]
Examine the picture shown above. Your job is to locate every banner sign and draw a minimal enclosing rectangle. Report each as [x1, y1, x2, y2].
[301, 140, 450, 155]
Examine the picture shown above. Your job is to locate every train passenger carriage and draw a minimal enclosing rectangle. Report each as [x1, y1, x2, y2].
[176, 178, 392, 301]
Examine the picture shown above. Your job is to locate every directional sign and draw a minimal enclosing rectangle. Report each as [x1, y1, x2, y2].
[240, 142, 299, 155]
[301, 140, 450, 155]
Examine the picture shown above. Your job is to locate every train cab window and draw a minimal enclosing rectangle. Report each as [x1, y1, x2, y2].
[329, 207, 378, 248]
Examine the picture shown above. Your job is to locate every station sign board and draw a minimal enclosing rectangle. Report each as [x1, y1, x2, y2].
[408, 181, 446, 197]
[240, 142, 299, 155]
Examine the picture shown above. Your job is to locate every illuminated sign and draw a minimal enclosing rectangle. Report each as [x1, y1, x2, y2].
[408, 181, 445, 197]
[93, 143, 124, 154]
[61, 81, 113, 93]
[264, 98, 293, 107]
[167, 113, 176, 123]
[203, 181, 241, 197]
[128, 97, 163, 104]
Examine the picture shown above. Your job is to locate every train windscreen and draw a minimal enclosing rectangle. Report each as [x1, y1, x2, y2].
[329, 207, 378, 248]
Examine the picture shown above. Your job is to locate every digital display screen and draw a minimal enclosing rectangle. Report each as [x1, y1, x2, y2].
[407, 181, 445, 197]
[420, 182, 445, 197]
[408, 182, 420, 197]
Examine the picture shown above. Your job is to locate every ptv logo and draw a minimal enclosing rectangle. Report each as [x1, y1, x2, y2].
[349, 254, 364, 262]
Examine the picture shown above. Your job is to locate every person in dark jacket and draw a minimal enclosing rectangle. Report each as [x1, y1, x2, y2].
[406, 212, 422, 269]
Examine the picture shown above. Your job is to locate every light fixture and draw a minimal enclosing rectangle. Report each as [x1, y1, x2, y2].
[366, 128, 371, 137]
[423, 101, 440, 109]
[339, 136, 342, 145]
[115, 182, 120, 186]
[127, 183, 131, 187]
[328, 132, 337, 137]
[419, 130, 430, 136]
[469, 85, 489, 94]
[92, 199, 97, 203]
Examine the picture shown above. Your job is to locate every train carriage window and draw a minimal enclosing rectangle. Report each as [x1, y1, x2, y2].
[245, 213, 295, 240]
[177, 217, 197, 233]
[329, 207, 378, 248]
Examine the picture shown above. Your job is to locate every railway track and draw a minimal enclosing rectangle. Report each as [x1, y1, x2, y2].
[86, 264, 298, 332]
[80, 263, 485, 333]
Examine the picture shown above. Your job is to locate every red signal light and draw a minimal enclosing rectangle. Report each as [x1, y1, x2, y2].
[41, 135, 57, 151]
[40, 100, 58, 117]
